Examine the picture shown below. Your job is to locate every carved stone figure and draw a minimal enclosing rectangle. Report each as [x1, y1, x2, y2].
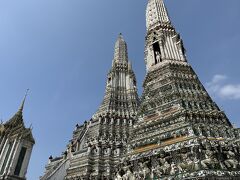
[192, 156, 201, 171]
[201, 144, 218, 169]
[155, 51, 161, 63]
[115, 169, 123, 180]
[196, 126, 203, 136]
[122, 168, 135, 180]
[150, 165, 158, 179]
[170, 163, 180, 175]
[178, 151, 194, 172]
[188, 127, 195, 136]
[138, 161, 151, 179]
[224, 147, 239, 169]
[158, 151, 171, 175]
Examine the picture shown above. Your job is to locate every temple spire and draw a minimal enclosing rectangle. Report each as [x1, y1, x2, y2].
[113, 33, 128, 64]
[4, 89, 29, 126]
[94, 35, 138, 118]
[146, 0, 171, 30]
[144, 0, 186, 71]
[18, 89, 29, 113]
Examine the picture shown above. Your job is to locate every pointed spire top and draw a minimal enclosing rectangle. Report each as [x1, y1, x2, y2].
[146, 0, 171, 30]
[19, 89, 29, 113]
[113, 33, 128, 64]
[118, 33, 125, 40]
[117, 33, 125, 42]
[4, 90, 29, 127]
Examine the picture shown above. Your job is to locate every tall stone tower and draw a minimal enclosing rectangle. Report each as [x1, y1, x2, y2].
[41, 0, 240, 179]
[40, 34, 139, 180]
[115, 0, 240, 179]
[0, 97, 35, 180]
[94, 33, 138, 118]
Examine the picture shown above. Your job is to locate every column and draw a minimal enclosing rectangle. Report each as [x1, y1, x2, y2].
[0, 138, 9, 170]
[4, 138, 17, 175]
[0, 136, 6, 156]
[8, 140, 21, 175]
[20, 147, 32, 178]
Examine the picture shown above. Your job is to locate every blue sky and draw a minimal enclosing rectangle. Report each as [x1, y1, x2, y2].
[0, 0, 239, 179]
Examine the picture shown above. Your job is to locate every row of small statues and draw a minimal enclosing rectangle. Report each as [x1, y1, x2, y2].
[193, 125, 239, 139]
[115, 142, 240, 179]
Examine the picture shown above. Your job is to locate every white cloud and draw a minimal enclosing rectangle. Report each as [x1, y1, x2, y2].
[219, 85, 240, 99]
[206, 74, 240, 100]
[211, 74, 227, 84]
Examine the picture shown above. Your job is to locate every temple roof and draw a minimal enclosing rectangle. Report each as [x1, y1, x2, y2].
[2, 94, 35, 144]
[4, 96, 26, 128]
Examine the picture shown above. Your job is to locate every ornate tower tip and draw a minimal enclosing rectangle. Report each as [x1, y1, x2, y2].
[146, 0, 170, 30]
[118, 33, 124, 39]
[19, 89, 29, 113]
